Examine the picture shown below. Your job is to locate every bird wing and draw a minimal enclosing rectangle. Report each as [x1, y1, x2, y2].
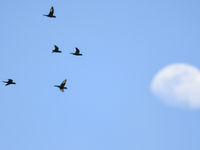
[5, 83, 10, 86]
[54, 45, 59, 50]
[60, 79, 67, 87]
[8, 79, 13, 82]
[75, 47, 80, 54]
[49, 7, 54, 15]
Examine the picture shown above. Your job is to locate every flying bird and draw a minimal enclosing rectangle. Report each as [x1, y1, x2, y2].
[43, 6, 56, 18]
[54, 79, 67, 92]
[3, 79, 16, 86]
[52, 45, 62, 53]
[70, 47, 83, 56]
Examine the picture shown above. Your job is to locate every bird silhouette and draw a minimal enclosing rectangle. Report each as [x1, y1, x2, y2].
[52, 45, 62, 53]
[70, 47, 83, 56]
[43, 7, 56, 18]
[54, 79, 67, 92]
[3, 79, 16, 86]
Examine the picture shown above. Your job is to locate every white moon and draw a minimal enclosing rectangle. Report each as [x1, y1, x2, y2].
[151, 63, 200, 109]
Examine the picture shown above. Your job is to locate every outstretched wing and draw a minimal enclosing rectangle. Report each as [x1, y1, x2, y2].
[75, 47, 80, 54]
[60, 79, 67, 87]
[54, 45, 59, 50]
[5, 83, 10, 86]
[8, 79, 13, 82]
[49, 7, 54, 16]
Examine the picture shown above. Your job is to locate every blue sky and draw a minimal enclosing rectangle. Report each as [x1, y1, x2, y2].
[1, 0, 200, 149]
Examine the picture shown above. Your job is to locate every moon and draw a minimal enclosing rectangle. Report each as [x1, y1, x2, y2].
[151, 63, 200, 109]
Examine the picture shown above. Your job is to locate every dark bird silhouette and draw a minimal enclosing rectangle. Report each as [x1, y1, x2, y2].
[3, 79, 16, 86]
[43, 7, 56, 18]
[70, 47, 83, 56]
[52, 45, 62, 53]
[54, 79, 67, 92]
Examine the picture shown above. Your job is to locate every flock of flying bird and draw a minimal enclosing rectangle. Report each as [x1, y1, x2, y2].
[3, 6, 82, 92]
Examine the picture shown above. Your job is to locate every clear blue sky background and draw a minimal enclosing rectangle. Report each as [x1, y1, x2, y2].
[0, 0, 200, 149]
